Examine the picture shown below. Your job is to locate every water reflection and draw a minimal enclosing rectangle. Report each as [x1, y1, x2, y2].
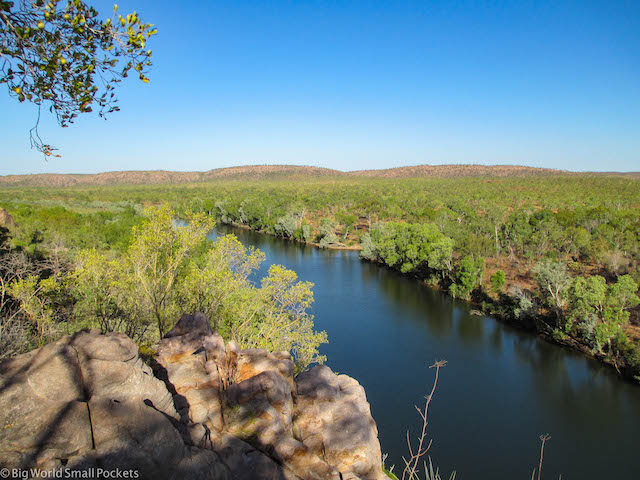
[455, 310, 485, 346]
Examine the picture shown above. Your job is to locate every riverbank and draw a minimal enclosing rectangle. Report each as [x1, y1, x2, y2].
[222, 220, 364, 251]
[479, 296, 638, 382]
[210, 221, 640, 479]
[216, 219, 640, 385]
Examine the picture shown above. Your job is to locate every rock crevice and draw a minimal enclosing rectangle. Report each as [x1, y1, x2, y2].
[0, 313, 386, 480]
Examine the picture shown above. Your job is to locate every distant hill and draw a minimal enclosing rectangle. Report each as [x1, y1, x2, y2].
[351, 164, 568, 178]
[202, 165, 342, 180]
[0, 171, 203, 187]
[0, 164, 637, 187]
[0, 165, 342, 187]
[355, 165, 640, 179]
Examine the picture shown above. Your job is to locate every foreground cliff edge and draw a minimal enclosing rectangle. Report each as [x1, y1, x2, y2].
[0, 313, 386, 480]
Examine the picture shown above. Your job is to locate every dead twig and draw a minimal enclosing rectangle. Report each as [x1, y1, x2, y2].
[402, 360, 447, 480]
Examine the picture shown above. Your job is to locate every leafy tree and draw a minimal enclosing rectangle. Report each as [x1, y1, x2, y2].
[566, 226, 591, 257]
[568, 275, 639, 353]
[274, 213, 297, 239]
[257, 265, 327, 371]
[68, 212, 327, 370]
[176, 233, 265, 334]
[569, 276, 607, 319]
[1, 0, 156, 154]
[490, 270, 505, 295]
[335, 211, 357, 241]
[126, 205, 215, 337]
[450, 255, 484, 300]
[360, 231, 378, 261]
[533, 259, 571, 316]
[513, 290, 536, 321]
[215, 200, 230, 224]
[73, 249, 152, 341]
[566, 275, 607, 343]
[485, 205, 505, 256]
[8, 272, 69, 345]
[370, 222, 454, 275]
[607, 275, 639, 316]
[318, 217, 338, 248]
[0, 233, 73, 356]
[295, 223, 313, 243]
[174, 234, 326, 371]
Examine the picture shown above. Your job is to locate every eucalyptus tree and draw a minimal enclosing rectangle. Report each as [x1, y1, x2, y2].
[533, 259, 572, 318]
[568, 275, 639, 354]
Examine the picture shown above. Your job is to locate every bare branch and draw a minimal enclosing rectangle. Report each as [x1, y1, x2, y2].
[402, 360, 447, 480]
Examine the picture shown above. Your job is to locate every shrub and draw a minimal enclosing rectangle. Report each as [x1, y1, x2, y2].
[490, 270, 506, 294]
[274, 214, 297, 239]
[532, 259, 571, 314]
[450, 256, 484, 300]
[360, 232, 378, 261]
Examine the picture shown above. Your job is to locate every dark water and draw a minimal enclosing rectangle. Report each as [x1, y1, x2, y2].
[210, 225, 640, 479]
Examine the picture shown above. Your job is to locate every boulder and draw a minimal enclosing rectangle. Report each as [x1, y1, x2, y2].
[0, 208, 16, 228]
[156, 315, 379, 480]
[236, 348, 295, 389]
[294, 366, 387, 480]
[72, 331, 178, 419]
[212, 432, 300, 480]
[165, 312, 213, 339]
[154, 315, 228, 430]
[0, 315, 387, 480]
[0, 330, 227, 479]
[88, 396, 185, 477]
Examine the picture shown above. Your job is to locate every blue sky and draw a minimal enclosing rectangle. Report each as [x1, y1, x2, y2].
[1, 0, 639, 174]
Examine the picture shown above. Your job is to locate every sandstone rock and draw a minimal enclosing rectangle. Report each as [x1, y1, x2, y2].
[72, 331, 178, 420]
[0, 208, 16, 228]
[212, 432, 301, 480]
[295, 366, 387, 480]
[203, 333, 227, 365]
[185, 422, 212, 449]
[155, 316, 227, 430]
[89, 396, 185, 477]
[222, 356, 341, 480]
[236, 348, 295, 388]
[165, 312, 213, 339]
[0, 398, 93, 468]
[0, 330, 225, 479]
[173, 446, 231, 480]
[0, 317, 386, 480]
[156, 319, 385, 480]
[224, 369, 295, 456]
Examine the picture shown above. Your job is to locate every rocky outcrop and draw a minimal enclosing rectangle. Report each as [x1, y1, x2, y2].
[294, 366, 384, 480]
[0, 330, 186, 476]
[0, 208, 16, 228]
[0, 314, 386, 480]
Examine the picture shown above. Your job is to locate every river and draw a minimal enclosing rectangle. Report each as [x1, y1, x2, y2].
[210, 225, 640, 479]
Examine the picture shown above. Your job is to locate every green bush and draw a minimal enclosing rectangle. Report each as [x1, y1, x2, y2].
[490, 270, 506, 294]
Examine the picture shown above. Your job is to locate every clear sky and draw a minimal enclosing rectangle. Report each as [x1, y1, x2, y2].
[1, 0, 639, 174]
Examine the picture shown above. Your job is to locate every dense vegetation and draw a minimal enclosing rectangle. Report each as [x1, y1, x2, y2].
[0, 203, 327, 371]
[0, 173, 638, 380]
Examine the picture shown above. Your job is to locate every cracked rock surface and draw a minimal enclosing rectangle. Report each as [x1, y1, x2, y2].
[0, 314, 386, 480]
